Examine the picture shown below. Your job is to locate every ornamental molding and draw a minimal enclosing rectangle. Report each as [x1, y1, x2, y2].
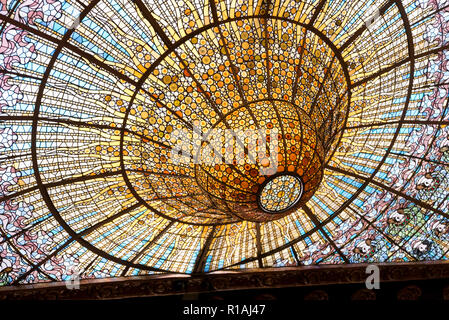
[1, 261, 449, 300]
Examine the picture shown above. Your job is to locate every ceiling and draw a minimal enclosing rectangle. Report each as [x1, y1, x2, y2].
[0, 0, 449, 286]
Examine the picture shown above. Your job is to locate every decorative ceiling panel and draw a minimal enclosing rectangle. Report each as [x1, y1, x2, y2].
[0, 0, 448, 286]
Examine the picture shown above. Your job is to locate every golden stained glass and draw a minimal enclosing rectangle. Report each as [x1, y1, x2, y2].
[258, 173, 303, 213]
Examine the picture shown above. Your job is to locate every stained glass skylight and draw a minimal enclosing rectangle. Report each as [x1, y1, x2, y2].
[0, 0, 449, 286]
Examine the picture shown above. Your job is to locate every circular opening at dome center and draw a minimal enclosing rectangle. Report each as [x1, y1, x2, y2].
[257, 173, 304, 214]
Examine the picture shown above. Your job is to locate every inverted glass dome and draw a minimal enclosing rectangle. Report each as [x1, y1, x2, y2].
[0, 0, 449, 285]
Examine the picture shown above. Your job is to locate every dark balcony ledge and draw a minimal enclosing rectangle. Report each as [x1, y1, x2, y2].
[1, 261, 449, 300]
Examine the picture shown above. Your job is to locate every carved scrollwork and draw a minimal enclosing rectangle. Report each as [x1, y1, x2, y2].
[0, 262, 447, 300]
[304, 290, 329, 301]
[351, 288, 376, 301]
[397, 285, 422, 300]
